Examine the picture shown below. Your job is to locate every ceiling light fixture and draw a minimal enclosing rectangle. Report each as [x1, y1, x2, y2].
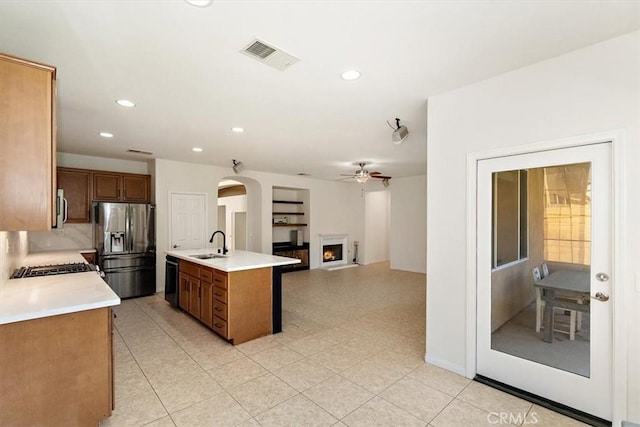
[99, 132, 114, 138]
[232, 159, 245, 174]
[116, 99, 135, 107]
[184, 0, 213, 7]
[231, 127, 244, 133]
[341, 70, 361, 81]
[192, 147, 203, 152]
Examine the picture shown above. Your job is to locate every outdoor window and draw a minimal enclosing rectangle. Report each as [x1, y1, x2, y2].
[542, 163, 591, 265]
[492, 169, 528, 268]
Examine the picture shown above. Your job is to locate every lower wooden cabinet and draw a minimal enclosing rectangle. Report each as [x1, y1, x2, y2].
[177, 260, 271, 345]
[0, 307, 114, 426]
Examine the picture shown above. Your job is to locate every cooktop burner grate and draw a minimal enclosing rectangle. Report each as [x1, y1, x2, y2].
[11, 263, 94, 279]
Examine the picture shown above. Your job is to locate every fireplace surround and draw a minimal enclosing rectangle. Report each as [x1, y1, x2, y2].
[319, 234, 348, 269]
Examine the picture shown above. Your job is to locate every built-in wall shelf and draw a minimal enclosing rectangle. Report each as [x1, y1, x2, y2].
[273, 200, 303, 204]
[273, 223, 308, 227]
[273, 212, 304, 215]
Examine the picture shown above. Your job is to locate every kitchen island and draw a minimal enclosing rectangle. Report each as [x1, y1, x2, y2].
[0, 250, 120, 427]
[166, 248, 300, 345]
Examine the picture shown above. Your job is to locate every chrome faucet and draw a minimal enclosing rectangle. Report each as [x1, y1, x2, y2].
[209, 230, 228, 255]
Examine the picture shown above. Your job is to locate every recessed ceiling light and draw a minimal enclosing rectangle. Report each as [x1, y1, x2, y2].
[192, 147, 203, 152]
[99, 132, 114, 138]
[116, 99, 135, 107]
[184, 0, 212, 7]
[340, 70, 361, 80]
[231, 127, 244, 133]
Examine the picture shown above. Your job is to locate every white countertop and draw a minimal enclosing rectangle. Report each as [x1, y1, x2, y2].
[165, 248, 300, 272]
[0, 251, 121, 325]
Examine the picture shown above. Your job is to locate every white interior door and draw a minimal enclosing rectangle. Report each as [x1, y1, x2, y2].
[170, 192, 206, 250]
[476, 143, 612, 420]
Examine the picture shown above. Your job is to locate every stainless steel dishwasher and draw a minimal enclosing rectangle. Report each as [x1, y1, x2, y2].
[165, 255, 179, 307]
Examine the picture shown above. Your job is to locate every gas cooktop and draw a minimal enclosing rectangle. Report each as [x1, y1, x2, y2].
[11, 263, 94, 279]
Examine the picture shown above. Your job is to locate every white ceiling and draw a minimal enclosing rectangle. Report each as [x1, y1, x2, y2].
[1, 1, 639, 181]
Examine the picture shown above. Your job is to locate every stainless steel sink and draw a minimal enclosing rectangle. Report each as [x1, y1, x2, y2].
[189, 253, 226, 260]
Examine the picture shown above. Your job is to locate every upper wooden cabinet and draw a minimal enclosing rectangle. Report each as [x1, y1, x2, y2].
[57, 167, 91, 223]
[0, 53, 56, 231]
[93, 171, 150, 203]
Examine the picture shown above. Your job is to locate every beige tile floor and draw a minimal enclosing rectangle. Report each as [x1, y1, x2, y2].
[101, 262, 586, 427]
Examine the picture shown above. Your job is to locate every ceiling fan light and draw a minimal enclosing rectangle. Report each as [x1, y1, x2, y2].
[355, 176, 369, 184]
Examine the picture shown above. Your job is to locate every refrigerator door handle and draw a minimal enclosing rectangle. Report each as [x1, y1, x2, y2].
[126, 204, 133, 253]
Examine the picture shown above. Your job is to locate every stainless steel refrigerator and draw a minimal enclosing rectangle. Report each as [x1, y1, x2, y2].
[93, 202, 156, 298]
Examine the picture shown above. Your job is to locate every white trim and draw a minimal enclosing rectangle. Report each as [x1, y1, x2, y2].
[426, 354, 467, 377]
[465, 129, 628, 422]
[611, 131, 628, 426]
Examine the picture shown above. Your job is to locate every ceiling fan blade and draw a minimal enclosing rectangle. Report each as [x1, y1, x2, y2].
[369, 171, 382, 175]
[370, 175, 391, 179]
[340, 174, 356, 177]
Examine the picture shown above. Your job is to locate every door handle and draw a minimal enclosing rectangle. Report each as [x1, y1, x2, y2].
[592, 292, 609, 302]
[595, 272, 609, 282]
[173, 244, 180, 248]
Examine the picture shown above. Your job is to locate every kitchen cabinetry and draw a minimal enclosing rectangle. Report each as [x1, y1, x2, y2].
[178, 272, 190, 312]
[178, 260, 271, 344]
[0, 53, 57, 231]
[81, 250, 97, 264]
[57, 167, 92, 223]
[93, 171, 150, 203]
[0, 307, 113, 425]
[273, 242, 310, 272]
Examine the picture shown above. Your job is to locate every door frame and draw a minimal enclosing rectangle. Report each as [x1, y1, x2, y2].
[465, 130, 628, 424]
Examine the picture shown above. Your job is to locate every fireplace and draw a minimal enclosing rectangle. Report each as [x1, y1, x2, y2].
[323, 244, 343, 263]
[318, 234, 348, 269]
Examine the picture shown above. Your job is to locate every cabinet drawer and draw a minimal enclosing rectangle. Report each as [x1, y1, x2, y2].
[200, 267, 213, 283]
[180, 261, 200, 277]
[213, 272, 227, 289]
[212, 315, 227, 337]
[213, 286, 227, 304]
[212, 299, 227, 320]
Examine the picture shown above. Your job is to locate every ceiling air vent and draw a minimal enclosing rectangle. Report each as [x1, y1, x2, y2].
[240, 38, 299, 71]
[127, 148, 154, 155]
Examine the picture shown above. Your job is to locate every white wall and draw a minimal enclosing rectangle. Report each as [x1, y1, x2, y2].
[0, 231, 29, 286]
[57, 152, 150, 174]
[390, 175, 426, 273]
[426, 31, 640, 421]
[154, 159, 366, 291]
[363, 190, 390, 265]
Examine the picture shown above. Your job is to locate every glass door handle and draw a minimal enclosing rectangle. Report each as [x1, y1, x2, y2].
[592, 292, 609, 302]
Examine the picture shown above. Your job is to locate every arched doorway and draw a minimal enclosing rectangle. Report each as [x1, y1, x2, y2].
[217, 176, 262, 252]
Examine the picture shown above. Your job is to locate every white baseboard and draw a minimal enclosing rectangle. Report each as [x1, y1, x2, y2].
[425, 354, 468, 377]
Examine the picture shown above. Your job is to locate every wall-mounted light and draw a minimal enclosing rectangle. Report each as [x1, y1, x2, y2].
[388, 117, 409, 144]
[232, 159, 245, 174]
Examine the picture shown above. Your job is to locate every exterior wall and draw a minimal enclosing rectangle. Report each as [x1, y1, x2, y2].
[426, 31, 639, 421]
[491, 168, 544, 331]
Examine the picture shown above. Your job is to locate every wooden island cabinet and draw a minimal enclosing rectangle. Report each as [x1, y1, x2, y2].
[178, 259, 272, 345]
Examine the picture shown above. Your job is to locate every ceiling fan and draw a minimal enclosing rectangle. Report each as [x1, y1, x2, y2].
[341, 162, 392, 186]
